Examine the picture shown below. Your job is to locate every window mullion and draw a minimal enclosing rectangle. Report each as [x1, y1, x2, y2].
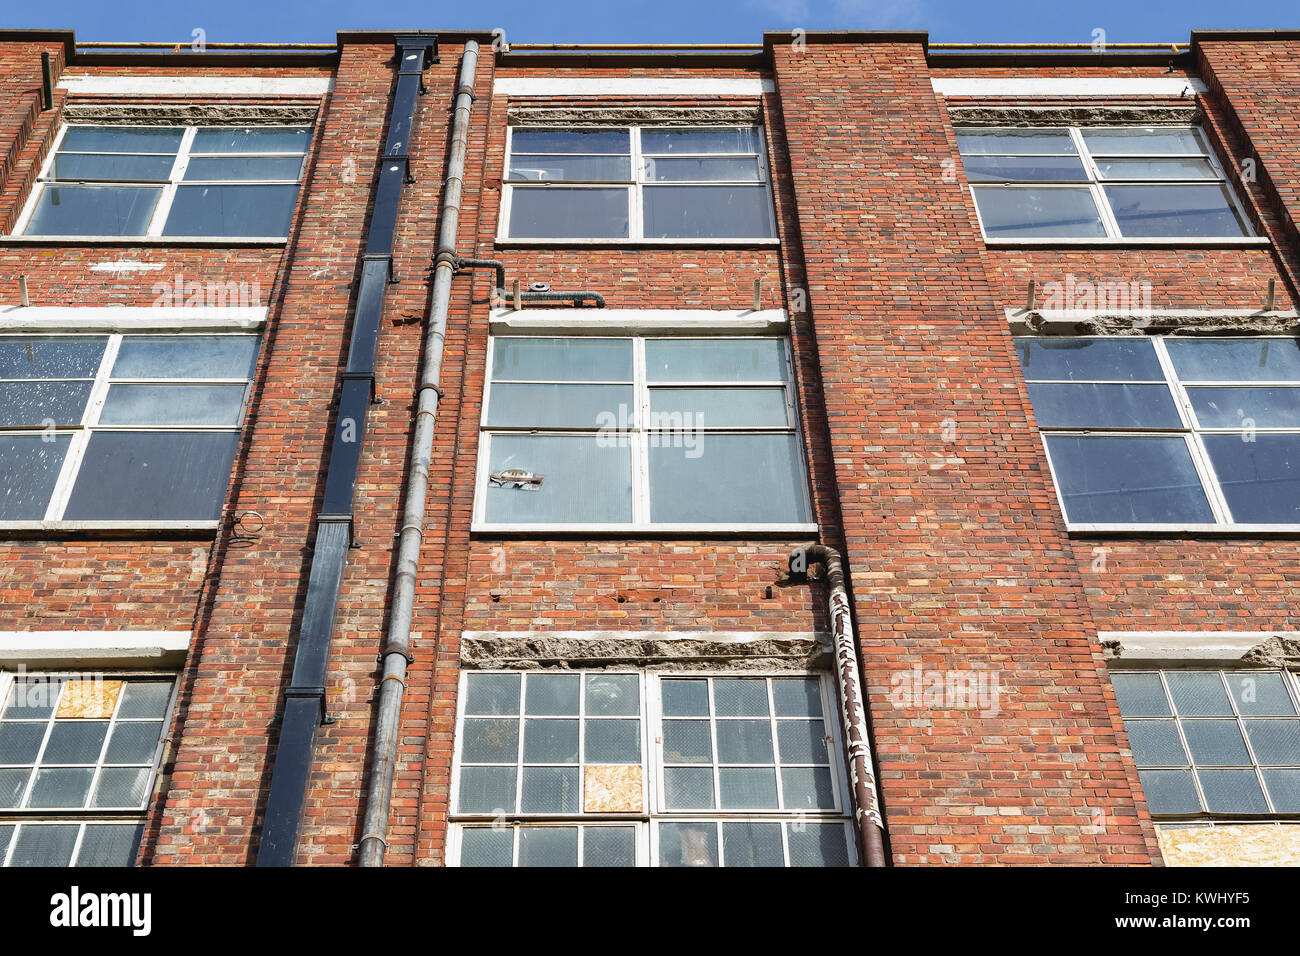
[629, 127, 643, 240]
[633, 336, 650, 525]
[44, 335, 119, 521]
[1153, 337, 1233, 525]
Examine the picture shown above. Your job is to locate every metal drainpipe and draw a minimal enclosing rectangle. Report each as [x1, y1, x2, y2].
[357, 38, 480, 868]
[789, 544, 888, 867]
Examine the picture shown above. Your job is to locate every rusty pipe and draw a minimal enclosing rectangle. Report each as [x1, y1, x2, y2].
[789, 543, 887, 867]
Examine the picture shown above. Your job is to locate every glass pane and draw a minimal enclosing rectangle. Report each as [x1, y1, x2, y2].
[719, 767, 778, 808]
[584, 719, 640, 763]
[1043, 435, 1215, 524]
[962, 155, 1088, 182]
[0, 336, 106, 379]
[1182, 719, 1252, 766]
[90, 767, 152, 808]
[649, 433, 811, 524]
[661, 679, 709, 717]
[104, 722, 163, 764]
[117, 682, 173, 719]
[1027, 383, 1180, 428]
[787, 823, 850, 867]
[459, 827, 513, 867]
[1228, 673, 1297, 716]
[112, 336, 259, 380]
[61, 127, 185, 154]
[1166, 338, 1300, 383]
[1197, 768, 1269, 813]
[183, 157, 304, 181]
[714, 679, 769, 717]
[0, 769, 27, 808]
[658, 822, 718, 867]
[1243, 719, 1300, 765]
[650, 386, 788, 427]
[76, 823, 143, 867]
[1189, 386, 1300, 429]
[663, 767, 714, 809]
[722, 822, 784, 867]
[522, 719, 578, 763]
[1082, 128, 1205, 155]
[53, 153, 176, 182]
[1095, 157, 1218, 180]
[0, 434, 72, 520]
[663, 720, 712, 763]
[585, 674, 639, 717]
[583, 826, 636, 867]
[458, 766, 517, 813]
[63, 431, 241, 521]
[28, 767, 93, 808]
[0, 381, 93, 427]
[641, 128, 762, 154]
[1104, 184, 1246, 238]
[956, 129, 1077, 155]
[773, 679, 822, 717]
[716, 720, 773, 764]
[519, 766, 580, 812]
[1125, 720, 1188, 766]
[492, 337, 632, 383]
[9, 824, 78, 866]
[646, 339, 786, 383]
[518, 827, 578, 867]
[508, 187, 628, 239]
[1203, 434, 1300, 525]
[460, 718, 520, 763]
[781, 767, 837, 809]
[1262, 769, 1300, 812]
[484, 434, 632, 524]
[0, 824, 10, 861]
[190, 127, 311, 153]
[163, 184, 299, 237]
[99, 384, 247, 427]
[645, 157, 762, 181]
[972, 186, 1106, 238]
[2, 678, 63, 719]
[511, 129, 629, 154]
[1137, 768, 1201, 813]
[1167, 672, 1232, 716]
[486, 383, 632, 428]
[642, 185, 773, 239]
[1112, 673, 1172, 716]
[1014, 337, 1163, 382]
[25, 185, 160, 237]
[777, 720, 827, 764]
[525, 674, 580, 715]
[506, 155, 629, 181]
[464, 673, 520, 716]
[0, 722, 45, 764]
[41, 721, 108, 764]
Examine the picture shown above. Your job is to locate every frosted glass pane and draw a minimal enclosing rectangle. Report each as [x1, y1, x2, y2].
[485, 435, 631, 524]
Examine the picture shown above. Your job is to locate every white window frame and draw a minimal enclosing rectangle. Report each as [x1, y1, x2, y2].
[0, 330, 258, 526]
[11, 123, 310, 240]
[473, 333, 817, 533]
[962, 125, 1261, 245]
[447, 669, 857, 867]
[498, 124, 779, 244]
[1020, 334, 1300, 533]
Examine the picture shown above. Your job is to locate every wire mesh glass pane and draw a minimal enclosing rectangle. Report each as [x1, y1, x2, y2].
[522, 719, 578, 764]
[663, 767, 714, 809]
[1197, 768, 1269, 813]
[0, 381, 93, 427]
[1228, 673, 1296, 716]
[1111, 673, 1171, 717]
[658, 822, 718, 867]
[781, 767, 836, 809]
[162, 184, 299, 237]
[787, 823, 851, 867]
[458, 766, 517, 814]
[2, 678, 63, 719]
[491, 337, 633, 383]
[90, 767, 152, 808]
[1125, 720, 1188, 767]
[116, 682, 173, 719]
[1167, 673, 1232, 716]
[642, 185, 773, 239]
[0, 769, 29, 808]
[645, 339, 786, 383]
[663, 720, 713, 764]
[713, 679, 769, 717]
[62, 127, 184, 153]
[99, 384, 248, 427]
[9, 824, 78, 866]
[76, 823, 143, 867]
[25, 185, 161, 236]
[191, 127, 311, 153]
[772, 679, 822, 717]
[1165, 338, 1300, 383]
[0, 824, 11, 862]
[460, 718, 521, 764]
[0, 434, 72, 520]
[41, 721, 108, 764]
[1182, 720, 1252, 766]
[1203, 434, 1300, 525]
[464, 673, 520, 716]
[112, 336, 259, 380]
[1103, 184, 1245, 238]
[661, 679, 709, 717]
[972, 186, 1106, 238]
[27, 767, 94, 808]
[53, 153, 177, 182]
[1187, 386, 1300, 429]
[1137, 769, 1201, 814]
[719, 768, 778, 808]
[485, 434, 632, 525]
[584, 719, 640, 764]
[0, 721, 46, 764]
[777, 720, 828, 765]
[525, 674, 580, 716]
[519, 767, 580, 813]
[517, 827, 578, 867]
[184, 157, 305, 181]
[722, 822, 784, 867]
[584, 674, 639, 717]
[1262, 769, 1300, 812]
[716, 720, 773, 764]
[508, 187, 628, 239]
[104, 721, 163, 765]
[1026, 383, 1181, 428]
[1044, 436, 1214, 524]
[957, 129, 1077, 155]
[583, 826, 637, 867]
[649, 434, 811, 524]
[1014, 337, 1164, 383]
[1243, 720, 1300, 766]
[459, 827, 513, 867]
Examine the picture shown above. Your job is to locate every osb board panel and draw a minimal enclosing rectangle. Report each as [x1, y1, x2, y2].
[584, 765, 643, 813]
[1157, 825, 1300, 867]
[56, 680, 124, 719]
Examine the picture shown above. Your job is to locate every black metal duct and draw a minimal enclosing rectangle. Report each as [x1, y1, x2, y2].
[255, 33, 439, 868]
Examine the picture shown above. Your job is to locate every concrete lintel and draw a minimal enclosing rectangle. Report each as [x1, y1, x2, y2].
[489, 308, 789, 335]
[460, 630, 830, 670]
[0, 305, 267, 332]
[1101, 631, 1300, 667]
[0, 631, 191, 668]
[1006, 307, 1300, 335]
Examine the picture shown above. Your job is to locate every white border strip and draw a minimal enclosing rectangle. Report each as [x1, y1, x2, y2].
[489, 307, 789, 335]
[932, 77, 1207, 98]
[0, 631, 191, 665]
[57, 75, 334, 97]
[1100, 631, 1300, 663]
[0, 305, 267, 332]
[494, 77, 773, 97]
[463, 630, 827, 643]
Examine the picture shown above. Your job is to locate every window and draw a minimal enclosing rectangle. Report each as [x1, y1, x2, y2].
[502, 126, 776, 240]
[958, 126, 1251, 240]
[476, 336, 814, 530]
[1112, 670, 1300, 816]
[0, 672, 175, 866]
[1016, 335, 1300, 528]
[450, 671, 855, 867]
[0, 332, 258, 522]
[17, 125, 311, 238]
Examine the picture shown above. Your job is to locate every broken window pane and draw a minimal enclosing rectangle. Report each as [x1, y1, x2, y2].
[484, 434, 632, 524]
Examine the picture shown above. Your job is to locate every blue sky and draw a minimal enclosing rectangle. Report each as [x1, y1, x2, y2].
[4, 0, 1297, 45]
